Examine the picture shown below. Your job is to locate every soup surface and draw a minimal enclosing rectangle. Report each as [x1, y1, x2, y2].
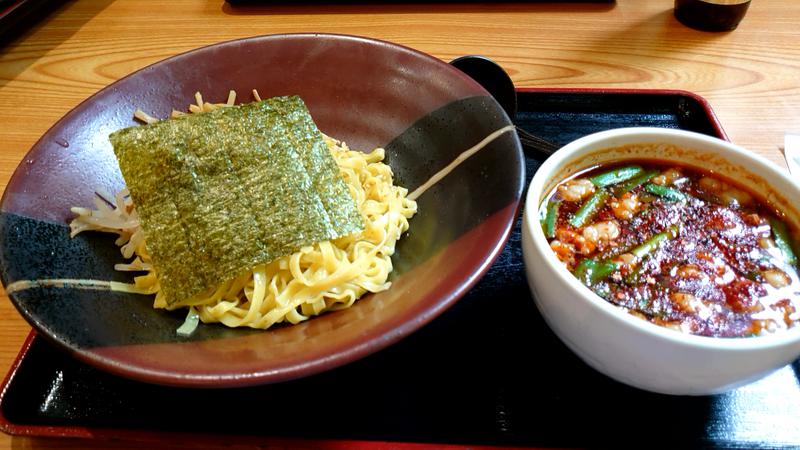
[541, 161, 800, 337]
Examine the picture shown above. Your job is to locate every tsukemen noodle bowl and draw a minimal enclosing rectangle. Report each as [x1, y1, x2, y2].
[522, 127, 800, 395]
[0, 33, 524, 387]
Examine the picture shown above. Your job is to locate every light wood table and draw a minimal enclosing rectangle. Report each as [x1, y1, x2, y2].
[1, 1, 798, 448]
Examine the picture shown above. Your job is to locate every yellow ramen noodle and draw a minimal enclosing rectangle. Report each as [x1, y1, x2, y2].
[70, 136, 417, 330]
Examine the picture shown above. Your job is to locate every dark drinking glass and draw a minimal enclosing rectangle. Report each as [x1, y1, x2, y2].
[674, 0, 752, 31]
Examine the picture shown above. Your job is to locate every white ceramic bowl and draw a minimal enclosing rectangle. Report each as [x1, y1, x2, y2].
[521, 127, 800, 395]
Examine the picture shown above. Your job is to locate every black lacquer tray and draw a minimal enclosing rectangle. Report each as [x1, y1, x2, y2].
[2, 88, 799, 449]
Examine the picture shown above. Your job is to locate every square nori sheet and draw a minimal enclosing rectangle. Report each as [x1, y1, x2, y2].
[109, 96, 363, 304]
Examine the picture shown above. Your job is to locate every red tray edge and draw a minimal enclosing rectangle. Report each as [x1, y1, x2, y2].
[0, 86, 728, 446]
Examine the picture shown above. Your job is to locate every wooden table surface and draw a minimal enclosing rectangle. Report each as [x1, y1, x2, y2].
[1, 0, 798, 448]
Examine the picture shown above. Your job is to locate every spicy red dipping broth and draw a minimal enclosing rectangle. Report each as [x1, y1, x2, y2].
[541, 160, 800, 337]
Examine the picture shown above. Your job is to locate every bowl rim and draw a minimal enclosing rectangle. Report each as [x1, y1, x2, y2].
[524, 126, 800, 351]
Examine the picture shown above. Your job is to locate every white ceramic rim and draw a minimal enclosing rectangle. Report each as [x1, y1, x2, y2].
[524, 127, 800, 351]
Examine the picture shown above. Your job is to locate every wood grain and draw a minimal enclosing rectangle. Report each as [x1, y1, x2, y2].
[1, 0, 799, 448]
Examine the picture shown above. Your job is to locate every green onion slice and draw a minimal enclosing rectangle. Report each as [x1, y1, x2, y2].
[589, 165, 643, 188]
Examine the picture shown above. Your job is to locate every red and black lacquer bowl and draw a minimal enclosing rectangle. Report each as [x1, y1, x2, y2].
[0, 34, 524, 387]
